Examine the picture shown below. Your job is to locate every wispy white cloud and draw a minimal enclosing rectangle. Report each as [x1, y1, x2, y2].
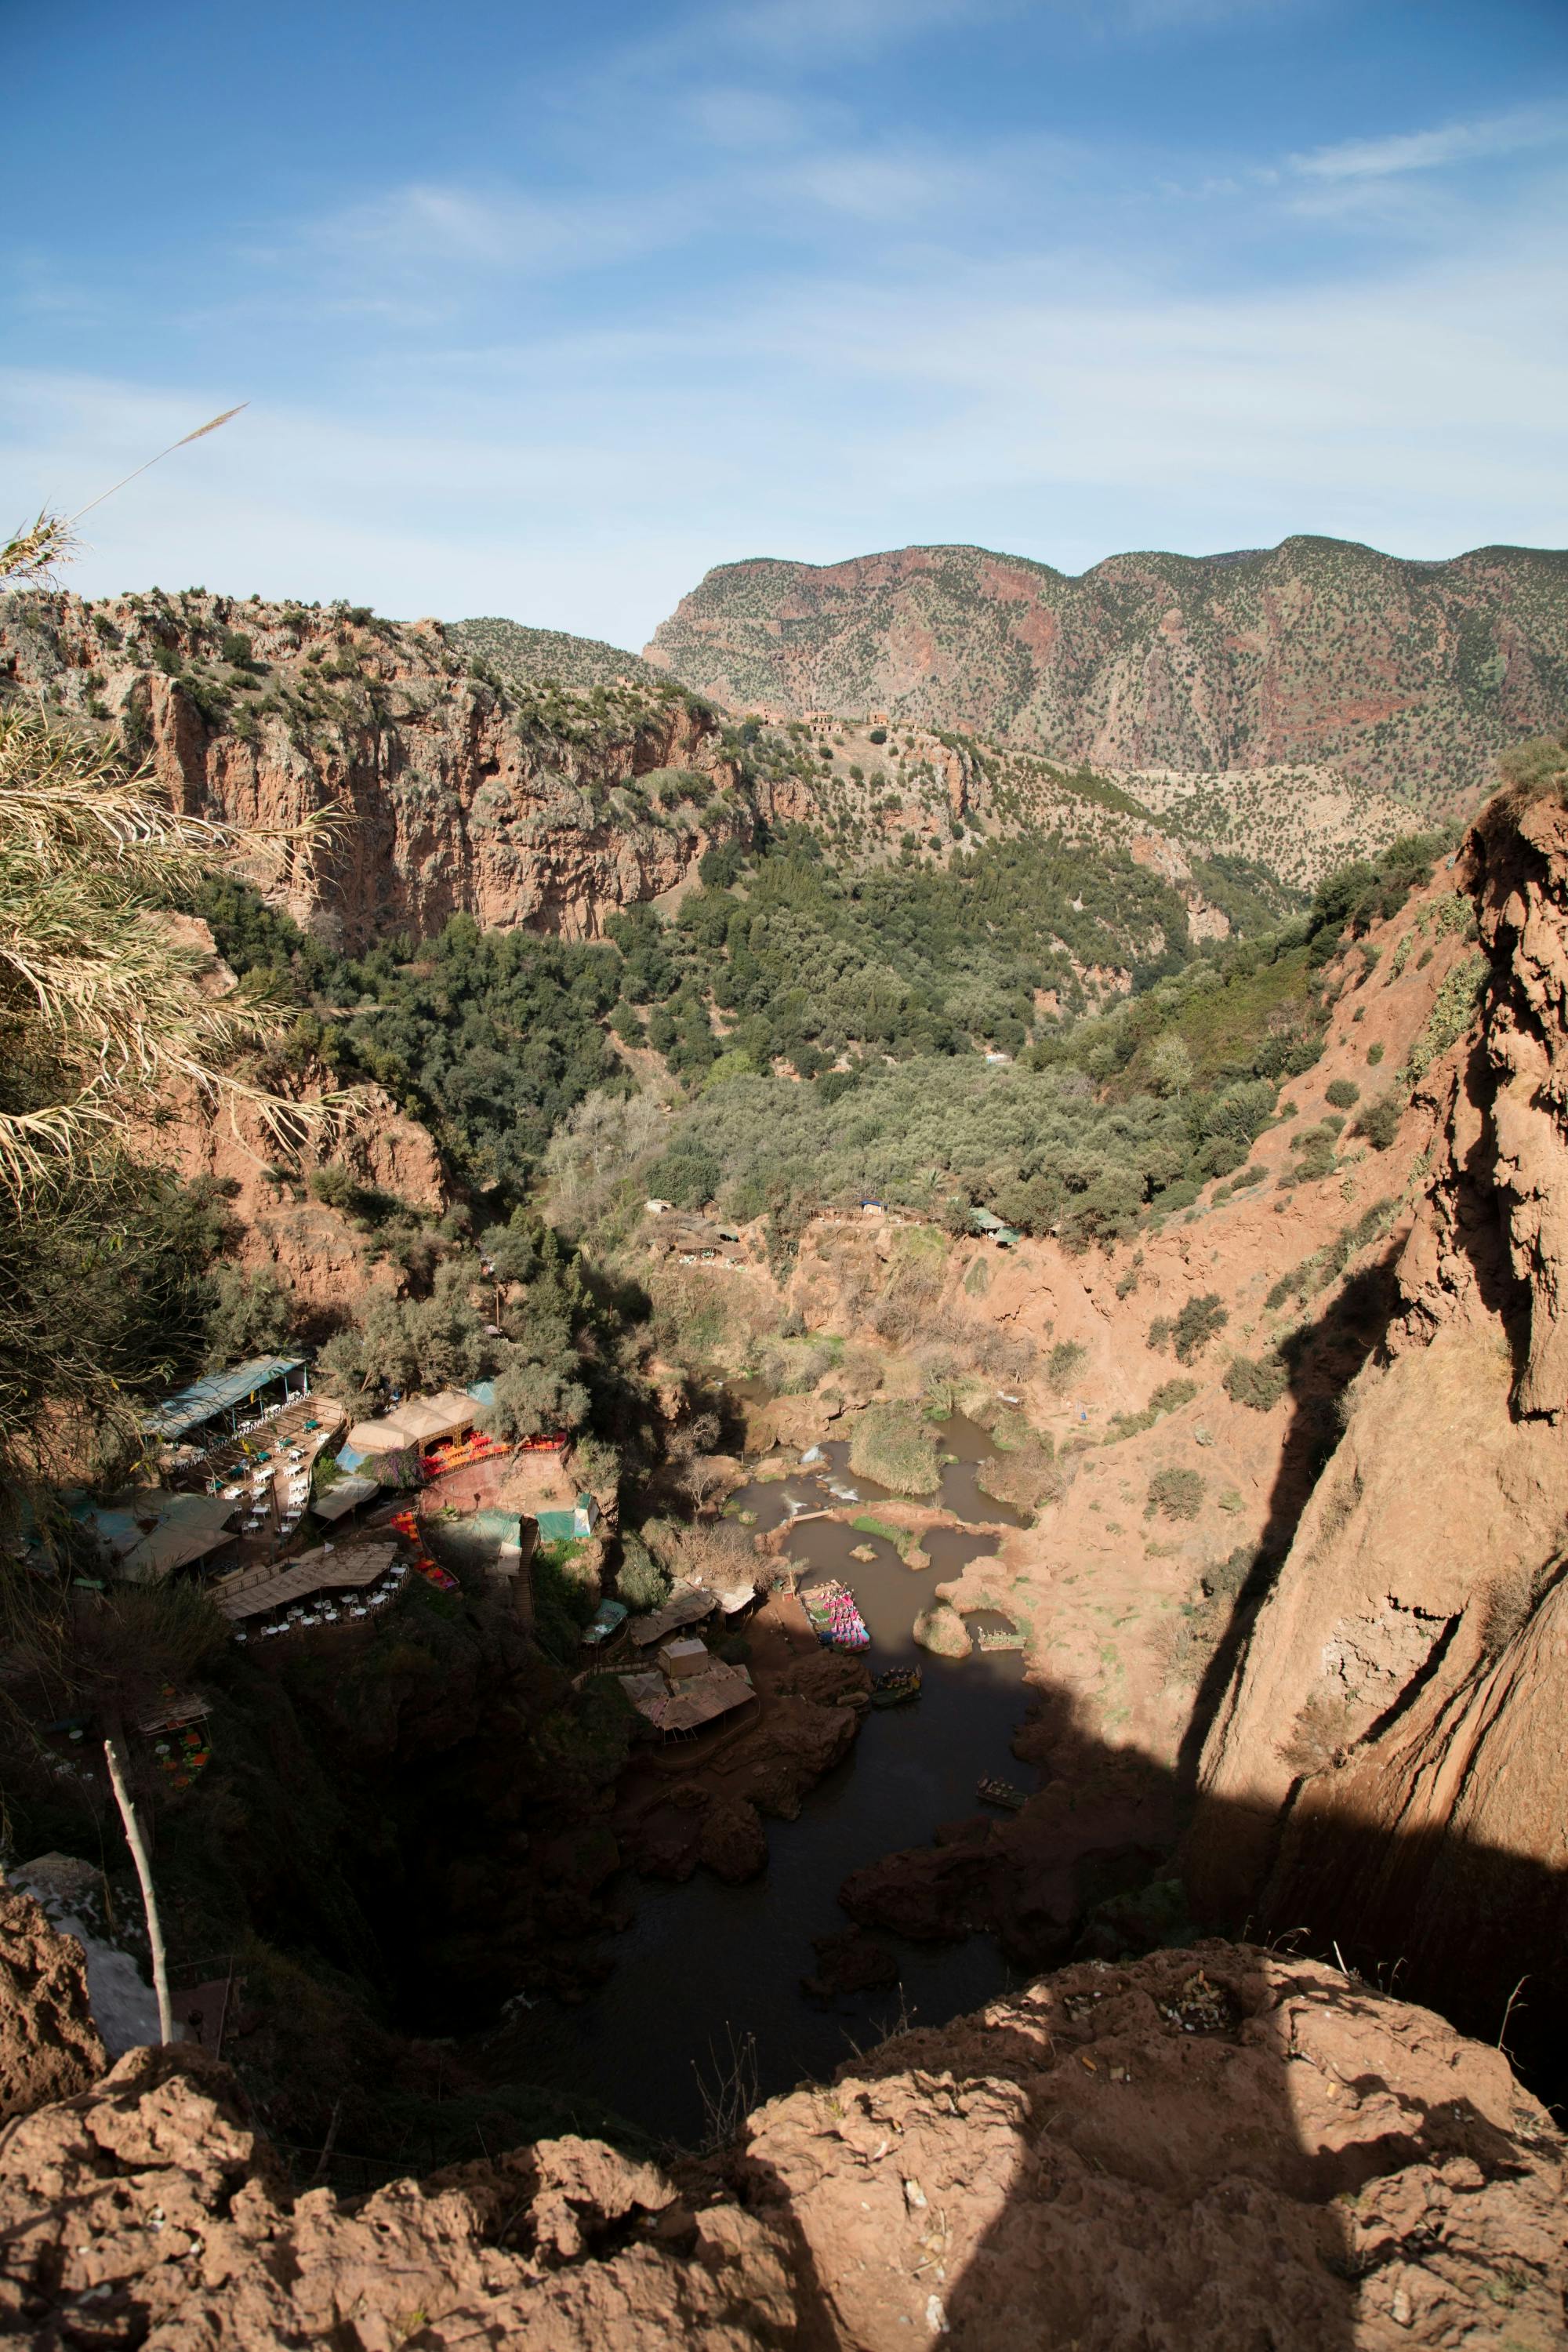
[307, 181, 697, 281]
[9, 166, 1564, 650]
[6, 0, 1565, 644]
[680, 85, 827, 151]
[1294, 102, 1568, 182]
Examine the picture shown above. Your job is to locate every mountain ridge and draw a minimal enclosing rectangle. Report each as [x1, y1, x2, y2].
[644, 533, 1568, 817]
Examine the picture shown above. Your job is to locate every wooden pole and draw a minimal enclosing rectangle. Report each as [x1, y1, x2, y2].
[103, 1736, 174, 2045]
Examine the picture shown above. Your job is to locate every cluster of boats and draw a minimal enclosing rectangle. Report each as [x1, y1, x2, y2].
[797, 1574, 1026, 1806]
[802, 1579, 870, 1650]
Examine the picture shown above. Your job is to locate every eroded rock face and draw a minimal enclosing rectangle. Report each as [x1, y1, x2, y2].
[0, 2044, 799, 2349]
[742, 1944, 1568, 2350]
[1188, 773, 1568, 2078]
[2, 1943, 1560, 2350]
[0, 593, 814, 948]
[0, 1889, 105, 2123]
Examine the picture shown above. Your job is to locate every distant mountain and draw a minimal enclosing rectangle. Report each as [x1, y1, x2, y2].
[452, 615, 667, 693]
[644, 536, 1568, 817]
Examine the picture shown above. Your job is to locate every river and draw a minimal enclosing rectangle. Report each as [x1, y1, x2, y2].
[489, 1415, 1033, 2148]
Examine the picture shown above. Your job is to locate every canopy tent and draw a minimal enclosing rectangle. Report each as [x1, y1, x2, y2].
[142, 1358, 307, 1445]
[393, 1392, 477, 1445]
[310, 1474, 380, 1523]
[347, 1410, 425, 1455]
[210, 1541, 397, 1623]
[347, 1390, 477, 1455]
[82, 1490, 239, 1582]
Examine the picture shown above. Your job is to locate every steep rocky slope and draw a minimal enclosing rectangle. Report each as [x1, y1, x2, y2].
[646, 537, 1568, 817]
[1185, 753, 1568, 2081]
[773, 865, 1470, 1784]
[1, 1902, 1560, 2350]
[0, 590, 800, 949]
[725, 760, 1568, 2092]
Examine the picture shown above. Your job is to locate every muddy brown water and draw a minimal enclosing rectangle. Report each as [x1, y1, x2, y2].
[486, 1418, 1032, 2148]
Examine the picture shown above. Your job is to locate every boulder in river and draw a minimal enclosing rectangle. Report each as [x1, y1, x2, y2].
[913, 1602, 971, 1657]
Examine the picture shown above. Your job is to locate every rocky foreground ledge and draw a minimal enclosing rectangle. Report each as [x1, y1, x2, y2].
[1, 1891, 1563, 2349]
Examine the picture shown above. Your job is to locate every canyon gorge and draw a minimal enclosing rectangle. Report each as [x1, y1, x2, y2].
[3, 562, 1568, 2347]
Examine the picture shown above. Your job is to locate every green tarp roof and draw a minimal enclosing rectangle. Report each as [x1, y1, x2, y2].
[143, 1358, 306, 1442]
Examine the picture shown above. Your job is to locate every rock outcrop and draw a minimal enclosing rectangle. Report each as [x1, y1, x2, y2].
[646, 536, 1568, 815]
[1187, 755, 1568, 2080]
[0, 1889, 105, 2123]
[0, 591, 804, 948]
[1, 1922, 1562, 2350]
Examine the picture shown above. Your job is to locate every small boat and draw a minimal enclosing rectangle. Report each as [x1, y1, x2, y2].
[870, 1665, 921, 1708]
[976, 1776, 1027, 1810]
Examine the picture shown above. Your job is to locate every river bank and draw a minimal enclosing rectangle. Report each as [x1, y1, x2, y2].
[462, 1411, 1042, 2145]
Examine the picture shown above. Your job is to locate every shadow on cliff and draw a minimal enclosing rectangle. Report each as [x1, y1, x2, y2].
[760, 1690, 1568, 2350]
[1175, 1236, 1406, 1797]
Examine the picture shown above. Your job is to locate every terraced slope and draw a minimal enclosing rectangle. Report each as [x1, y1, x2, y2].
[645, 535, 1568, 818]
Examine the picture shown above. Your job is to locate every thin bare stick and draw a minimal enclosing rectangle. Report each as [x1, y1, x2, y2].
[307, 2097, 344, 2185]
[1497, 1974, 1530, 2053]
[103, 1736, 173, 2045]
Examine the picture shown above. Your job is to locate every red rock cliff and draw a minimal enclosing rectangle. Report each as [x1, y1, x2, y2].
[0, 591, 816, 949]
[1187, 756, 1568, 2076]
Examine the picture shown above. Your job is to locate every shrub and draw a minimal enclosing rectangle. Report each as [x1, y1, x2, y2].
[533, 1541, 598, 1663]
[1403, 950, 1487, 1080]
[1104, 1377, 1196, 1443]
[848, 1400, 942, 1494]
[1171, 1294, 1228, 1363]
[1294, 1133, 1338, 1181]
[1352, 1092, 1403, 1151]
[307, 1163, 355, 1210]
[1224, 1352, 1290, 1411]
[868, 727, 888, 744]
[1046, 1338, 1087, 1392]
[204, 1265, 296, 1367]
[1367, 1041, 1385, 1066]
[616, 1537, 670, 1613]
[975, 1443, 1058, 1513]
[1146, 1466, 1204, 1521]
[1324, 1078, 1359, 1109]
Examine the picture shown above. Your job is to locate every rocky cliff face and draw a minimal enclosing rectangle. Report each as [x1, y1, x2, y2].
[746, 805, 1568, 2063]
[0, 590, 813, 949]
[1186, 753, 1568, 2081]
[1, 1903, 1560, 2350]
[645, 537, 1568, 815]
[132, 916, 449, 1333]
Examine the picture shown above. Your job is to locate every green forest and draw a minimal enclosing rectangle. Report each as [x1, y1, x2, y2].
[196, 816, 1450, 1261]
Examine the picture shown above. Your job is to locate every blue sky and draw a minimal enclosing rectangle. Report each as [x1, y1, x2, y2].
[5, 0, 1566, 645]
